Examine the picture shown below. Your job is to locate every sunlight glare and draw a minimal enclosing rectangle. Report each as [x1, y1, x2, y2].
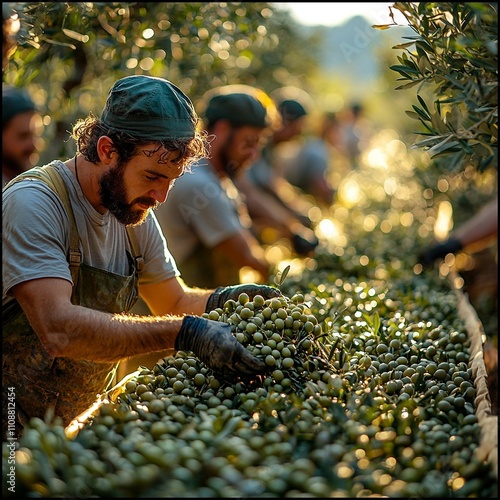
[434, 201, 453, 240]
[338, 179, 361, 207]
[317, 217, 339, 240]
[366, 147, 389, 169]
[386, 139, 407, 158]
[383, 177, 398, 196]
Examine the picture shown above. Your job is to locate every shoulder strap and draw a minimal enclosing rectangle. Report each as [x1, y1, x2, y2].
[4, 165, 82, 286]
[125, 226, 145, 273]
[42, 165, 83, 279]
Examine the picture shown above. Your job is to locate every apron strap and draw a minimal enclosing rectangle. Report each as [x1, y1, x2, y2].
[3, 165, 82, 287]
[42, 165, 82, 285]
[125, 227, 145, 274]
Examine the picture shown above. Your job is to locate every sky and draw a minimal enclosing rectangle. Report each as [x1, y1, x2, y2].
[272, 2, 403, 27]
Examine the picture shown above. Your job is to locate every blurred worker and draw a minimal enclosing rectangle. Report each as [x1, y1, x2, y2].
[155, 86, 275, 290]
[237, 87, 319, 256]
[282, 111, 338, 206]
[2, 75, 280, 438]
[419, 196, 498, 267]
[2, 85, 38, 186]
[338, 102, 373, 169]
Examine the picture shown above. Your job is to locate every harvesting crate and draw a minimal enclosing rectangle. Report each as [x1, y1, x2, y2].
[6, 276, 498, 498]
[449, 270, 498, 479]
[64, 273, 498, 485]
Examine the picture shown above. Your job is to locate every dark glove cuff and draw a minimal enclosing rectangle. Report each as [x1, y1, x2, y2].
[291, 233, 319, 256]
[446, 237, 463, 253]
[205, 287, 226, 313]
[175, 315, 203, 351]
[419, 237, 464, 266]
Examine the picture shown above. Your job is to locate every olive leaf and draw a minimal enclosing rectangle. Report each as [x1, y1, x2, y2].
[372, 312, 381, 336]
[274, 264, 291, 288]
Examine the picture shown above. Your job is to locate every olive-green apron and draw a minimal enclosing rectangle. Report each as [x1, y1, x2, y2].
[179, 243, 240, 289]
[2, 165, 142, 438]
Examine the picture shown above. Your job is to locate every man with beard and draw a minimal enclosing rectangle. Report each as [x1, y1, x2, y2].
[2, 75, 279, 438]
[2, 85, 38, 186]
[238, 88, 319, 257]
[155, 86, 274, 290]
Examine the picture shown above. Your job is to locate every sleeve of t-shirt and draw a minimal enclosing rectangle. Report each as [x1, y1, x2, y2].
[2, 180, 73, 296]
[296, 141, 328, 175]
[168, 172, 242, 248]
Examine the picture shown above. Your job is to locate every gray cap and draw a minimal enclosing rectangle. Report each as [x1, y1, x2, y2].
[100, 75, 198, 140]
[2, 85, 36, 125]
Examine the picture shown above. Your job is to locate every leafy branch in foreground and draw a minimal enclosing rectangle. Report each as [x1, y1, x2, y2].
[375, 2, 498, 174]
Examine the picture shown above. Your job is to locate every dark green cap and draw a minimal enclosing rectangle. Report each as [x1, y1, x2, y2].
[2, 85, 36, 125]
[101, 75, 198, 140]
[205, 92, 268, 128]
[278, 99, 307, 123]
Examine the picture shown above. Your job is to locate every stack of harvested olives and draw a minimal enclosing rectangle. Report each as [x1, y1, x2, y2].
[2, 281, 497, 498]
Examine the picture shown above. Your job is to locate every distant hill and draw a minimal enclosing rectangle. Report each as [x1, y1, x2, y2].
[299, 15, 413, 94]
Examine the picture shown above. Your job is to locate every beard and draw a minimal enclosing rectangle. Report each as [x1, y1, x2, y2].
[98, 162, 158, 226]
[220, 132, 243, 179]
[3, 151, 33, 177]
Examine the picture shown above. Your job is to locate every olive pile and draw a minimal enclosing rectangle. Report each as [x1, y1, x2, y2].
[2, 274, 497, 498]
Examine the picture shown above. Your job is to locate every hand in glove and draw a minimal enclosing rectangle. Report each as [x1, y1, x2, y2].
[296, 213, 313, 229]
[418, 237, 463, 267]
[175, 315, 266, 375]
[291, 232, 319, 256]
[206, 283, 281, 312]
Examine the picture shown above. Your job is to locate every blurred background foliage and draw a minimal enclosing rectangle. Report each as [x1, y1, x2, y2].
[3, 2, 497, 177]
[3, 1, 419, 164]
[4, 2, 324, 162]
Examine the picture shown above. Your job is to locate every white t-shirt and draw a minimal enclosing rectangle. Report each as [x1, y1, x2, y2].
[2, 160, 179, 300]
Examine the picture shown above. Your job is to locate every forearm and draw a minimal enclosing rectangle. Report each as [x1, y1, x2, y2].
[11, 278, 186, 364]
[140, 278, 212, 317]
[452, 197, 498, 249]
[169, 285, 214, 316]
[41, 303, 184, 363]
[239, 185, 299, 237]
[420, 197, 498, 266]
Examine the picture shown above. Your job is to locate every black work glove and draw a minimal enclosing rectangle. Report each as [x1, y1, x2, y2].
[175, 315, 266, 375]
[418, 237, 463, 267]
[205, 284, 281, 313]
[291, 232, 319, 256]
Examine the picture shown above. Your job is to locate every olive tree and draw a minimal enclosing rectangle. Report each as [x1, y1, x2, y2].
[380, 2, 497, 174]
[4, 2, 319, 162]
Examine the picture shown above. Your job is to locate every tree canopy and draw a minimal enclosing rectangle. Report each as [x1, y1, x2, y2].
[4, 2, 320, 161]
[4, 2, 497, 176]
[380, 2, 498, 174]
